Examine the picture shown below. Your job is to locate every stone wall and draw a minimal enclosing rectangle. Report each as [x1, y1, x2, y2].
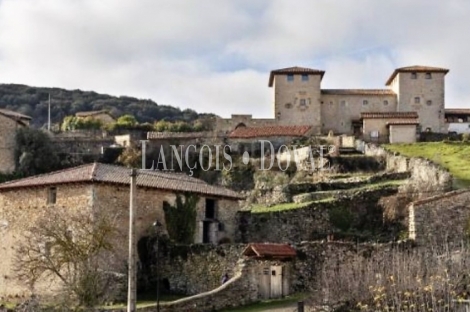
[365, 144, 452, 192]
[0, 115, 25, 174]
[0, 183, 240, 300]
[0, 184, 93, 300]
[408, 189, 470, 247]
[238, 187, 402, 244]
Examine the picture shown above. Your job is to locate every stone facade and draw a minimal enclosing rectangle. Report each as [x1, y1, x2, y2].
[217, 65, 449, 138]
[0, 182, 240, 299]
[0, 114, 27, 174]
[408, 190, 470, 247]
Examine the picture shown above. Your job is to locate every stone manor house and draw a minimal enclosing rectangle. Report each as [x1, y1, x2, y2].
[217, 65, 453, 143]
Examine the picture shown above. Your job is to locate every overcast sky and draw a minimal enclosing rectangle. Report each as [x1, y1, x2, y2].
[0, 0, 469, 117]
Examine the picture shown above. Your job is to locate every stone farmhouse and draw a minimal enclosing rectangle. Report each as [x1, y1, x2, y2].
[75, 110, 115, 125]
[0, 109, 31, 174]
[217, 65, 459, 143]
[0, 163, 242, 299]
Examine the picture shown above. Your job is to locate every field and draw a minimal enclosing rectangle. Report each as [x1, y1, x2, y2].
[384, 141, 470, 188]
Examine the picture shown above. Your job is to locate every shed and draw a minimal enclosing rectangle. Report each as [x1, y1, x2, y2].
[243, 243, 296, 299]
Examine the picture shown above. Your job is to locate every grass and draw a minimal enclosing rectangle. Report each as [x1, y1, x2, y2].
[250, 198, 334, 213]
[384, 141, 470, 188]
[221, 293, 306, 311]
[250, 179, 405, 214]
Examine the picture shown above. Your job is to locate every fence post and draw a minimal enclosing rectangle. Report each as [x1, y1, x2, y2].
[297, 301, 304, 312]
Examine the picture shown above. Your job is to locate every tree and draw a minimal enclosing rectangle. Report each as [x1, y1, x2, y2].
[15, 128, 60, 176]
[15, 207, 119, 307]
[116, 146, 142, 168]
[116, 114, 138, 127]
[163, 194, 198, 244]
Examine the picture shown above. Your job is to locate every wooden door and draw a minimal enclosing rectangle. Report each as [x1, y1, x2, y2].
[258, 266, 270, 299]
[270, 266, 283, 298]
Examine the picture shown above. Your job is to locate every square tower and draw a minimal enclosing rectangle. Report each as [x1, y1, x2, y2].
[269, 67, 324, 133]
[386, 66, 449, 133]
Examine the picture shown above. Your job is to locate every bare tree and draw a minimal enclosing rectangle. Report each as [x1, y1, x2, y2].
[15, 207, 120, 307]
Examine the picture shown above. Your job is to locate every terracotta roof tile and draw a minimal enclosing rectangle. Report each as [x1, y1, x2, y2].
[386, 65, 449, 86]
[0, 108, 32, 121]
[0, 163, 243, 199]
[243, 243, 296, 259]
[387, 121, 419, 126]
[361, 112, 418, 119]
[229, 125, 312, 139]
[445, 108, 470, 115]
[321, 89, 395, 96]
[269, 66, 325, 86]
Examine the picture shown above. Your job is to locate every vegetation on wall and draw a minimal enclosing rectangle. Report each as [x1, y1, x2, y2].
[163, 193, 198, 244]
[15, 127, 61, 176]
[61, 116, 103, 131]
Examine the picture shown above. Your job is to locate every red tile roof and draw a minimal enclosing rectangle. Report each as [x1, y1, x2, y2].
[229, 125, 312, 139]
[0, 163, 243, 199]
[387, 121, 419, 126]
[445, 108, 470, 115]
[0, 108, 32, 121]
[386, 65, 449, 86]
[361, 112, 418, 119]
[243, 243, 296, 259]
[269, 66, 325, 87]
[321, 89, 395, 96]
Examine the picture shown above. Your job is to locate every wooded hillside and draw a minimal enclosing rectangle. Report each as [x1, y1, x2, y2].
[0, 84, 212, 127]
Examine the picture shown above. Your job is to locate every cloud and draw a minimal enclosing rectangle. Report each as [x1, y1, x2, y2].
[0, 0, 469, 118]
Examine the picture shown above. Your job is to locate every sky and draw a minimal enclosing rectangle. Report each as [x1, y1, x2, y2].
[0, 0, 469, 118]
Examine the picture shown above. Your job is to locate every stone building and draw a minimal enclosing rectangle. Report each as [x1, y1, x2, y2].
[0, 163, 242, 299]
[75, 110, 115, 125]
[0, 109, 31, 174]
[218, 65, 453, 142]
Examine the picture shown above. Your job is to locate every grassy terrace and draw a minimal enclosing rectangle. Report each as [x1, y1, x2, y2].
[384, 142, 470, 188]
[250, 179, 405, 213]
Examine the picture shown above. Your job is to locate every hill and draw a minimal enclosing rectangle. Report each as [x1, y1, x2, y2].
[0, 84, 213, 127]
[385, 141, 470, 188]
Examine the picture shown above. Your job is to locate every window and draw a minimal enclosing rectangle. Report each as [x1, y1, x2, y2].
[425, 72, 432, 79]
[363, 100, 369, 106]
[287, 74, 294, 82]
[301, 74, 309, 81]
[47, 187, 57, 204]
[384, 100, 389, 106]
[205, 199, 216, 219]
[411, 72, 417, 79]
[414, 97, 420, 104]
[426, 127, 432, 133]
[300, 99, 307, 106]
[426, 100, 432, 106]
[285, 103, 292, 109]
[218, 223, 225, 232]
[340, 100, 346, 107]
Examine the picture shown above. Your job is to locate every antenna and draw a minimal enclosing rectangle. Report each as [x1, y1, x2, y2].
[48, 93, 51, 132]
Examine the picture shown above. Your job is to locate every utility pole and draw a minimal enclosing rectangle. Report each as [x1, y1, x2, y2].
[140, 140, 149, 170]
[127, 169, 137, 312]
[48, 93, 51, 132]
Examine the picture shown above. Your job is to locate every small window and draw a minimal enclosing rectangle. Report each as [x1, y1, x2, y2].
[426, 100, 432, 106]
[272, 270, 276, 276]
[362, 100, 368, 106]
[285, 103, 292, 109]
[425, 73, 432, 79]
[414, 97, 420, 104]
[340, 100, 346, 107]
[205, 199, 216, 219]
[384, 100, 389, 106]
[287, 74, 294, 82]
[218, 223, 225, 232]
[301, 74, 309, 81]
[411, 72, 417, 79]
[426, 127, 431, 133]
[300, 99, 306, 106]
[47, 187, 57, 204]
